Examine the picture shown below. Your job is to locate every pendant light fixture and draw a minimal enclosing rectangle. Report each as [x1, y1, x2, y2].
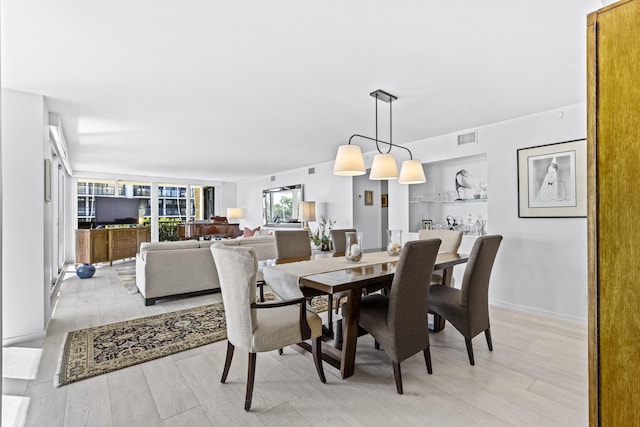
[332, 90, 426, 184]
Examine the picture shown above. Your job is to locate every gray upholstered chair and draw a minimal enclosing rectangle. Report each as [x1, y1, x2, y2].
[210, 244, 326, 411]
[273, 230, 336, 336]
[358, 238, 442, 394]
[418, 229, 463, 286]
[330, 228, 356, 255]
[273, 230, 313, 259]
[428, 235, 503, 366]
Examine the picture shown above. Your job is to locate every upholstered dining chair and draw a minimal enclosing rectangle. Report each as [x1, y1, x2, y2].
[210, 244, 326, 411]
[273, 230, 336, 335]
[418, 229, 463, 286]
[330, 228, 356, 255]
[428, 234, 502, 366]
[358, 238, 441, 394]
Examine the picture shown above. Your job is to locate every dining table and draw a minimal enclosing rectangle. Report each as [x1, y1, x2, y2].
[262, 250, 469, 379]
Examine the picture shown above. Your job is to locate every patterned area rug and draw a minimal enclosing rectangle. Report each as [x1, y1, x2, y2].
[114, 261, 138, 294]
[55, 294, 331, 387]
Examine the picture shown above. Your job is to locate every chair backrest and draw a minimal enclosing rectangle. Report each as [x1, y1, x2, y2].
[330, 228, 356, 254]
[459, 235, 503, 335]
[387, 239, 441, 360]
[273, 230, 312, 259]
[418, 229, 463, 253]
[210, 244, 258, 351]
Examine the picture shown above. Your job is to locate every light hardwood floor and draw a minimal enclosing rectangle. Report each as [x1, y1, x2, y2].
[5, 262, 588, 426]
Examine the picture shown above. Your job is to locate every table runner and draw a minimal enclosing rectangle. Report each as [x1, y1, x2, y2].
[263, 251, 399, 300]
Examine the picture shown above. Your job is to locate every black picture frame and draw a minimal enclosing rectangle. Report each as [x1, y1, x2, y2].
[516, 138, 587, 218]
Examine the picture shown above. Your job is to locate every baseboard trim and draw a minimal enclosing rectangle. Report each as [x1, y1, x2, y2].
[490, 299, 586, 324]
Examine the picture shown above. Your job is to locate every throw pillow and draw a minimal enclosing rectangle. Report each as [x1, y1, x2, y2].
[243, 226, 260, 237]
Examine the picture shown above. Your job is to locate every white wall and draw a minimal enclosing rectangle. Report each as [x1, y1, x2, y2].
[237, 103, 588, 321]
[2, 89, 48, 344]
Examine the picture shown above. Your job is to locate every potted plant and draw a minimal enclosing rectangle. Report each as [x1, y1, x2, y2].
[310, 216, 336, 251]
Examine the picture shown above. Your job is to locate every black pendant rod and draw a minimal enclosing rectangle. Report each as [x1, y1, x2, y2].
[347, 134, 414, 160]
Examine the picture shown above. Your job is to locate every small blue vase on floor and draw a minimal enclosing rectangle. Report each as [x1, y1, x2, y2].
[76, 263, 96, 279]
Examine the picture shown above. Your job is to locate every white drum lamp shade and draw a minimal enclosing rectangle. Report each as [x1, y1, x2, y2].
[398, 159, 426, 184]
[333, 145, 366, 176]
[369, 153, 399, 180]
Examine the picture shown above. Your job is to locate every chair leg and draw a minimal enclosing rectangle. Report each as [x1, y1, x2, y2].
[465, 338, 475, 366]
[423, 347, 433, 374]
[257, 281, 265, 302]
[392, 362, 403, 394]
[485, 327, 493, 351]
[278, 348, 283, 355]
[312, 337, 326, 383]
[374, 340, 380, 350]
[326, 295, 334, 335]
[221, 341, 234, 383]
[245, 352, 257, 411]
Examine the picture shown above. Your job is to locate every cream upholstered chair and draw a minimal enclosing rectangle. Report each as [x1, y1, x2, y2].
[428, 235, 502, 366]
[330, 228, 356, 255]
[273, 230, 337, 336]
[358, 238, 441, 394]
[418, 229, 463, 253]
[210, 244, 326, 411]
[418, 229, 463, 286]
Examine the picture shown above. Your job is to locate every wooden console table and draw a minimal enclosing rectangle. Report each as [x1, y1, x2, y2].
[76, 227, 150, 265]
[177, 221, 241, 239]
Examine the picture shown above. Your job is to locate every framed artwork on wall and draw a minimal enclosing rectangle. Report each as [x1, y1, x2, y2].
[517, 138, 587, 218]
[381, 194, 388, 207]
[364, 190, 373, 206]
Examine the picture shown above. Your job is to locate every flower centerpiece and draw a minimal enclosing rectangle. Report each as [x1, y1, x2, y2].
[310, 216, 336, 251]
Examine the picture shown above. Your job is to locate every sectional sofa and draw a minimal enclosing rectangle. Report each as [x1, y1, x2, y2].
[135, 236, 275, 305]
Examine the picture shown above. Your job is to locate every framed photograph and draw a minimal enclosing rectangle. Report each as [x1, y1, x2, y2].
[422, 219, 433, 230]
[364, 190, 373, 206]
[381, 194, 388, 207]
[517, 138, 587, 218]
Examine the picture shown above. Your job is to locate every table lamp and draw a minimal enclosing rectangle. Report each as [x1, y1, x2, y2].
[226, 207, 245, 223]
[300, 201, 316, 231]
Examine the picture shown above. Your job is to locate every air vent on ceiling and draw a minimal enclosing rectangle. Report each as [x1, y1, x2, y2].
[270, 175, 276, 182]
[308, 167, 315, 175]
[457, 130, 478, 146]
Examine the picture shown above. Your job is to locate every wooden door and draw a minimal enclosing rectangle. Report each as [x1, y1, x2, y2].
[587, 1, 640, 424]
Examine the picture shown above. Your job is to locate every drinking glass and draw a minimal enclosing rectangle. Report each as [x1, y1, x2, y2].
[387, 229, 402, 256]
[345, 232, 363, 263]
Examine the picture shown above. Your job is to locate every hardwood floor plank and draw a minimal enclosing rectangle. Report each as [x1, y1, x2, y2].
[142, 356, 200, 420]
[64, 375, 113, 427]
[107, 367, 164, 426]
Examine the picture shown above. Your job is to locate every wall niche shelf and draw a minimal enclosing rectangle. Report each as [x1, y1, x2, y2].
[409, 154, 488, 233]
[410, 198, 487, 204]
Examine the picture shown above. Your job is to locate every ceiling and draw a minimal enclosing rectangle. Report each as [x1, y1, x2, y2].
[1, 0, 602, 183]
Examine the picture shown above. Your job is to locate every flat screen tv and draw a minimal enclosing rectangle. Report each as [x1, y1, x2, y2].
[94, 196, 140, 225]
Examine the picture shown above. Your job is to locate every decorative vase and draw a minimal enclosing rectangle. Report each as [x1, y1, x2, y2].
[345, 232, 363, 263]
[76, 263, 96, 279]
[387, 229, 402, 256]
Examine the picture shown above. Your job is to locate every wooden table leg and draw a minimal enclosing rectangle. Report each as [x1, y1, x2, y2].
[340, 288, 362, 378]
[432, 266, 454, 333]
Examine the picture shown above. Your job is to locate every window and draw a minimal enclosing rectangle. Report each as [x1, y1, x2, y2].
[263, 184, 304, 224]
